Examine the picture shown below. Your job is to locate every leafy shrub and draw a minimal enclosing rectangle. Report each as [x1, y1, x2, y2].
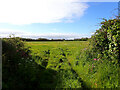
[84, 18, 120, 88]
[2, 36, 57, 89]
[2, 37, 37, 88]
[71, 17, 120, 88]
[2, 37, 31, 70]
[90, 18, 120, 63]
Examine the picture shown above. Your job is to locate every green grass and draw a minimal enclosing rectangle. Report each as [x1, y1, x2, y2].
[25, 41, 89, 66]
[26, 41, 89, 70]
[25, 41, 119, 88]
[25, 41, 89, 88]
[26, 41, 89, 60]
[26, 41, 88, 52]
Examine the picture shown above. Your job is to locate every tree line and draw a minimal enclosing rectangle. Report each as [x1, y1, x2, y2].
[19, 37, 89, 41]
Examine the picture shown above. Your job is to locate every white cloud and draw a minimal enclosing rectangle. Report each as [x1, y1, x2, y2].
[0, 28, 89, 39]
[80, 0, 119, 2]
[86, 0, 119, 2]
[0, 0, 117, 25]
[0, 0, 89, 25]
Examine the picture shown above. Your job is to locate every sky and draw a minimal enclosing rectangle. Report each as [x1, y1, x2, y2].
[0, 0, 119, 39]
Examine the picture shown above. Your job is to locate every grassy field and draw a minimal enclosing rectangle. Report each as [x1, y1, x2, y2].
[25, 41, 118, 88]
[26, 41, 89, 53]
[26, 41, 89, 70]
[25, 41, 89, 88]
[26, 41, 89, 66]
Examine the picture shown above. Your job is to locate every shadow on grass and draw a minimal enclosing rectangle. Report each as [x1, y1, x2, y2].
[2, 61, 58, 89]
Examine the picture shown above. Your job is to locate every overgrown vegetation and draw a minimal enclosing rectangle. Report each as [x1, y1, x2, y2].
[2, 17, 120, 89]
[91, 18, 120, 62]
[27, 41, 88, 88]
[2, 37, 58, 89]
[73, 18, 120, 88]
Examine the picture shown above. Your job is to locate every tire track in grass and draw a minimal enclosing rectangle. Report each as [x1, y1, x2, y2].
[67, 60, 89, 89]
[58, 47, 89, 88]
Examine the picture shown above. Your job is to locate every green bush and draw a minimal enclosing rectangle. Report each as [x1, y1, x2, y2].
[2, 37, 57, 89]
[90, 18, 120, 63]
[85, 18, 120, 88]
[72, 17, 120, 88]
[2, 37, 35, 89]
[2, 37, 31, 70]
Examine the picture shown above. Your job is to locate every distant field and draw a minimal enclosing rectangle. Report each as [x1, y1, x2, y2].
[25, 41, 89, 67]
[26, 41, 89, 55]
[25, 41, 89, 88]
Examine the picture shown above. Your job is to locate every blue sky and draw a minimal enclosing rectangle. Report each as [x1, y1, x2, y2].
[0, 0, 119, 39]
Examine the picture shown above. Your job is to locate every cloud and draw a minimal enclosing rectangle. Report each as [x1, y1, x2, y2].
[80, 0, 119, 2]
[0, 28, 89, 39]
[0, 0, 89, 25]
[0, 28, 29, 38]
[86, 0, 119, 2]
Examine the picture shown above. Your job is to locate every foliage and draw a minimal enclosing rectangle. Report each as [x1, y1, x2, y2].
[2, 36, 32, 75]
[56, 69, 82, 88]
[90, 18, 120, 63]
[24, 17, 120, 88]
[74, 37, 89, 41]
[11, 37, 89, 41]
[78, 17, 120, 88]
[2, 37, 57, 89]
[3, 17, 120, 89]
[26, 41, 88, 88]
